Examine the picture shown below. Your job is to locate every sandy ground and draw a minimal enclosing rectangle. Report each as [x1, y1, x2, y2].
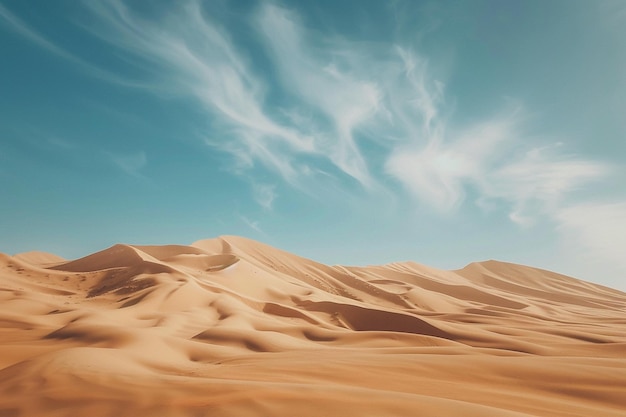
[1, 235, 625, 417]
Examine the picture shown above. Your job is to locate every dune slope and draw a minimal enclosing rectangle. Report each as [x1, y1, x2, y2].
[1, 236, 625, 417]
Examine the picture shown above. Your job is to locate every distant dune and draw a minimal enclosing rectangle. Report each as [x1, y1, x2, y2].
[1, 236, 625, 417]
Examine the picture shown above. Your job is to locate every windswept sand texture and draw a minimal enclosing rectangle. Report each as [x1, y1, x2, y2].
[1, 236, 625, 417]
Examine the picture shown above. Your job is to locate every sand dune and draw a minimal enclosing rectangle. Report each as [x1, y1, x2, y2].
[1, 236, 625, 417]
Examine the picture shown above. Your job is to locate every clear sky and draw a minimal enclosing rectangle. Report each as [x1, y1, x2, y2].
[1, 0, 625, 290]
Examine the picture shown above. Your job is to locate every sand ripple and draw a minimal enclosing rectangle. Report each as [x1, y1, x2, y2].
[1, 236, 625, 416]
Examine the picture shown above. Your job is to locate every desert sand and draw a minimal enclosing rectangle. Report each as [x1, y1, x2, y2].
[0, 235, 625, 417]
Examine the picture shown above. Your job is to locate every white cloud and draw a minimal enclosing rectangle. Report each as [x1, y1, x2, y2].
[385, 111, 518, 210]
[482, 145, 610, 225]
[379, 47, 525, 212]
[82, 0, 315, 184]
[256, 3, 381, 187]
[252, 183, 277, 210]
[386, 144, 465, 210]
[379, 52, 611, 225]
[393, 48, 444, 135]
[554, 202, 626, 286]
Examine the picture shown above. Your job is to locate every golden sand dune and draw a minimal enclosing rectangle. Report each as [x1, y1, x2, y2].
[1, 236, 625, 417]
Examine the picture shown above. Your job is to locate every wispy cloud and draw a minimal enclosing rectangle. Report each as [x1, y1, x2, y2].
[377, 46, 612, 224]
[252, 183, 277, 210]
[107, 150, 147, 178]
[256, 4, 381, 187]
[82, 0, 315, 186]
[0, 3, 139, 85]
[483, 145, 610, 225]
[554, 202, 626, 284]
[385, 109, 518, 210]
[46, 137, 75, 150]
[0, 4, 69, 57]
[240, 215, 266, 236]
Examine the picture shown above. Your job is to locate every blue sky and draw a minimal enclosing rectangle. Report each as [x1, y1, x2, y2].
[1, 0, 625, 290]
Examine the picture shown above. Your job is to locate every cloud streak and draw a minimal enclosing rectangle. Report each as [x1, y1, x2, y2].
[0, 3, 141, 85]
[256, 4, 381, 187]
[82, 0, 316, 184]
[240, 215, 267, 236]
[484, 146, 610, 225]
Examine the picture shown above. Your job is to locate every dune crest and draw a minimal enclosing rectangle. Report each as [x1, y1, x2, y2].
[1, 236, 625, 417]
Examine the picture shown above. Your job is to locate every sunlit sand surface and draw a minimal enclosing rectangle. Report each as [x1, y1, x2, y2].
[1, 236, 625, 416]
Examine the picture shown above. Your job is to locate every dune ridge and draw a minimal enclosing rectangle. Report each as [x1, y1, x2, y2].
[1, 235, 625, 417]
